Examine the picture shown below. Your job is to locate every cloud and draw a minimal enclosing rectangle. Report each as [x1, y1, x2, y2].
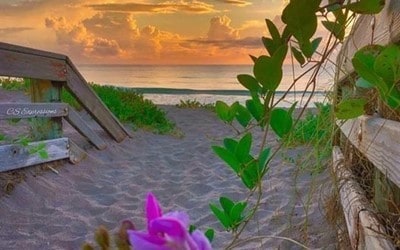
[207, 15, 239, 40]
[86, 1, 216, 14]
[45, 16, 122, 59]
[0, 27, 34, 35]
[215, 0, 252, 7]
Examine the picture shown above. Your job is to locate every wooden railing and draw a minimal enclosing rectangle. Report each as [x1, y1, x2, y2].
[334, 1, 400, 249]
[0, 42, 130, 172]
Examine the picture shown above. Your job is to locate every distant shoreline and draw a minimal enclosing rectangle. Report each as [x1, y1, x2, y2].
[130, 87, 327, 96]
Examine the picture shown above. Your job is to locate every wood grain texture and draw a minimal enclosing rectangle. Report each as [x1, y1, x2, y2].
[0, 138, 69, 172]
[68, 139, 87, 164]
[337, 0, 400, 83]
[65, 59, 129, 142]
[0, 42, 67, 81]
[332, 146, 394, 250]
[339, 115, 400, 188]
[0, 103, 68, 119]
[65, 108, 107, 150]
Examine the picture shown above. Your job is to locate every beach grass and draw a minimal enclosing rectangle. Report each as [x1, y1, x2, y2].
[176, 99, 215, 111]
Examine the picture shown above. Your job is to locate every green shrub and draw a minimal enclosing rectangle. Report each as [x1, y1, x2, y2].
[176, 99, 215, 111]
[0, 78, 30, 91]
[90, 84, 175, 134]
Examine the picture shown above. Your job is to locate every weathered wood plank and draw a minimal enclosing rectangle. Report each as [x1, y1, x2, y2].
[0, 138, 69, 172]
[65, 59, 129, 142]
[337, 0, 400, 83]
[339, 115, 400, 188]
[68, 139, 87, 164]
[30, 80, 63, 140]
[332, 146, 394, 249]
[0, 42, 67, 81]
[65, 108, 107, 150]
[0, 103, 68, 119]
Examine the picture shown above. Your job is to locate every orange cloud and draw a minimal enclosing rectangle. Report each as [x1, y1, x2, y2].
[207, 15, 239, 40]
[86, 1, 216, 14]
[0, 27, 34, 35]
[215, 0, 252, 7]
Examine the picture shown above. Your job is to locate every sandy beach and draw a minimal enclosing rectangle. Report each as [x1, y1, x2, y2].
[0, 90, 339, 249]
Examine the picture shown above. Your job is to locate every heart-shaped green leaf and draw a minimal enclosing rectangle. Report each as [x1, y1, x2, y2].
[230, 202, 247, 223]
[258, 147, 271, 172]
[235, 104, 252, 128]
[282, 0, 320, 42]
[270, 108, 293, 138]
[291, 46, 305, 65]
[335, 98, 367, 119]
[209, 204, 231, 229]
[253, 56, 282, 91]
[212, 146, 240, 173]
[223, 138, 238, 153]
[236, 133, 252, 163]
[345, 0, 385, 14]
[220, 196, 235, 214]
[237, 74, 260, 93]
[374, 44, 400, 85]
[322, 21, 345, 41]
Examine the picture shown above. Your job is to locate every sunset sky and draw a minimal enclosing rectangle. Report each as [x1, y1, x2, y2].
[0, 0, 287, 65]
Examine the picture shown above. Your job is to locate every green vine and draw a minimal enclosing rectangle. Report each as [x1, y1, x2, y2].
[209, 0, 386, 248]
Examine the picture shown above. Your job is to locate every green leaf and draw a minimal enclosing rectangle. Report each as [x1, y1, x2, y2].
[189, 225, 196, 233]
[291, 46, 305, 65]
[223, 138, 238, 153]
[209, 204, 231, 229]
[241, 161, 259, 189]
[299, 39, 313, 58]
[322, 21, 345, 41]
[355, 77, 374, 89]
[249, 54, 257, 63]
[282, 0, 320, 43]
[270, 108, 293, 138]
[220, 196, 235, 214]
[215, 101, 235, 123]
[311, 37, 323, 53]
[237, 74, 260, 93]
[230, 202, 247, 223]
[212, 146, 240, 173]
[204, 229, 215, 242]
[245, 99, 264, 123]
[215, 101, 230, 122]
[254, 56, 282, 91]
[288, 101, 298, 116]
[258, 147, 271, 172]
[262, 37, 278, 56]
[345, 0, 385, 14]
[235, 104, 252, 128]
[352, 45, 387, 91]
[236, 133, 252, 163]
[266, 19, 281, 42]
[374, 44, 400, 84]
[335, 98, 367, 119]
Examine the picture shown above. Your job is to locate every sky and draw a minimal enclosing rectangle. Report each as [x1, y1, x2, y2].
[0, 0, 287, 65]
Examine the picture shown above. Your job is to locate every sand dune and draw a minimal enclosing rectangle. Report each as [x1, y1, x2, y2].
[0, 90, 338, 249]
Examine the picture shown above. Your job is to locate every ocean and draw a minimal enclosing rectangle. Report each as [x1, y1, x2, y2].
[77, 64, 333, 107]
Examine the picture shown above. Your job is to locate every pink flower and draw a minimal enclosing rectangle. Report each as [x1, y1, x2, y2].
[127, 193, 212, 250]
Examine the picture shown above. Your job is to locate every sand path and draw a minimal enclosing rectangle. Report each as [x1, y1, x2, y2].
[0, 90, 337, 249]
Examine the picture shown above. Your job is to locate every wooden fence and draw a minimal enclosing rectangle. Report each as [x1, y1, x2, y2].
[334, 0, 400, 249]
[0, 42, 131, 172]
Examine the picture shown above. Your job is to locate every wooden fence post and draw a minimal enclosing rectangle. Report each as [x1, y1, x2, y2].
[30, 79, 63, 140]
